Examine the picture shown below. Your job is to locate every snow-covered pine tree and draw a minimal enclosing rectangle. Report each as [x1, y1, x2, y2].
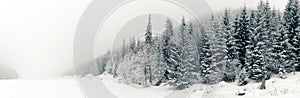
[162, 18, 174, 82]
[151, 36, 166, 86]
[245, 10, 256, 76]
[237, 6, 251, 70]
[210, 15, 228, 83]
[136, 39, 143, 52]
[238, 67, 248, 86]
[187, 22, 201, 83]
[282, 0, 300, 74]
[145, 15, 153, 45]
[269, 7, 286, 76]
[117, 50, 146, 85]
[274, 11, 288, 78]
[129, 37, 136, 53]
[144, 14, 153, 86]
[229, 16, 243, 81]
[250, 39, 267, 81]
[270, 7, 280, 32]
[167, 43, 182, 89]
[248, 2, 268, 81]
[172, 17, 198, 89]
[199, 24, 214, 84]
[223, 9, 231, 39]
[222, 9, 237, 82]
[263, 0, 274, 75]
[97, 50, 112, 74]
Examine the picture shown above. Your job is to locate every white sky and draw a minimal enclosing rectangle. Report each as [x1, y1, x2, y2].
[0, 0, 289, 78]
[0, 0, 91, 78]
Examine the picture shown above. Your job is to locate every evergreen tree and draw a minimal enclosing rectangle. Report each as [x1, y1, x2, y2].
[282, 0, 300, 74]
[129, 37, 136, 53]
[145, 14, 153, 45]
[269, 8, 287, 76]
[199, 26, 214, 84]
[229, 17, 242, 80]
[162, 19, 174, 82]
[275, 11, 288, 78]
[245, 10, 256, 75]
[144, 14, 153, 86]
[167, 43, 182, 89]
[238, 68, 248, 86]
[263, 0, 273, 73]
[223, 9, 237, 82]
[151, 37, 166, 86]
[210, 15, 228, 83]
[172, 17, 198, 89]
[248, 1, 269, 81]
[237, 6, 251, 70]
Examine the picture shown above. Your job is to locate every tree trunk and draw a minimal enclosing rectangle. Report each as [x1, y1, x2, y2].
[293, 65, 296, 75]
[149, 66, 152, 85]
[259, 77, 266, 90]
[144, 66, 148, 87]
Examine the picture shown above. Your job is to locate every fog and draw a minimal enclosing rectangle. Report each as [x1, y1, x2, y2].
[0, 0, 91, 78]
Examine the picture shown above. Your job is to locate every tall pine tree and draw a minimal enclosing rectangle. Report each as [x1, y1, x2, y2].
[162, 19, 174, 82]
[282, 0, 300, 74]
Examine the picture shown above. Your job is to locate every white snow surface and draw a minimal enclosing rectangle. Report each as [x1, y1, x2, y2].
[1, 73, 300, 98]
[101, 73, 300, 98]
[0, 79, 84, 98]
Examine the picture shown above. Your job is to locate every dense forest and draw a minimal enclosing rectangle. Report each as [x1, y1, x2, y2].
[96, 0, 300, 90]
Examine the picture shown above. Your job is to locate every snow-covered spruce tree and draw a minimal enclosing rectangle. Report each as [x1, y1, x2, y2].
[282, 0, 300, 74]
[162, 18, 174, 82]
[269, 8, 288, 78]
[97, 50, 112, 74]
[238, 67, 248, 86]
[237, 6, 251, 70]
[223, 9, 231, 39]
[129, 37, 136, 53]
[199, 24, 214, 84]
[248, 1, 269, 81]
[262, 1, 273, 75]
[105, 53, 116, 75]
[230, 6, 253, 83]
[270, 8, 281, 33]
[145, 15, 153, 45]
[117, 50, 146, 85]
[108, 50, 121, 78]
[187, 22, 201, 83]
[210, 15, 228, 83]
[171, 17, 198, 90]
[229, 16, 243, 83]
[167, 43, 182, 89]
[222, 9, 237, 82]
[274, 11, 288, 78]
[151, 37, 166, 86]
[144, 14, 153, 86]
[245, 10, 256, 76]
[136, 39, 143, 52]
[250, 39, 267, 81]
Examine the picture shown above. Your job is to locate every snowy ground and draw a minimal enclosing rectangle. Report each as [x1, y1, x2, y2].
[1, 73, 300, 98]
[101, 73, 300, 98]
[0, 79, 84, 98]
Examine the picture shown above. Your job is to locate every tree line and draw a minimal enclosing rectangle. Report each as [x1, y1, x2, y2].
[96, 0, 300, 90]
